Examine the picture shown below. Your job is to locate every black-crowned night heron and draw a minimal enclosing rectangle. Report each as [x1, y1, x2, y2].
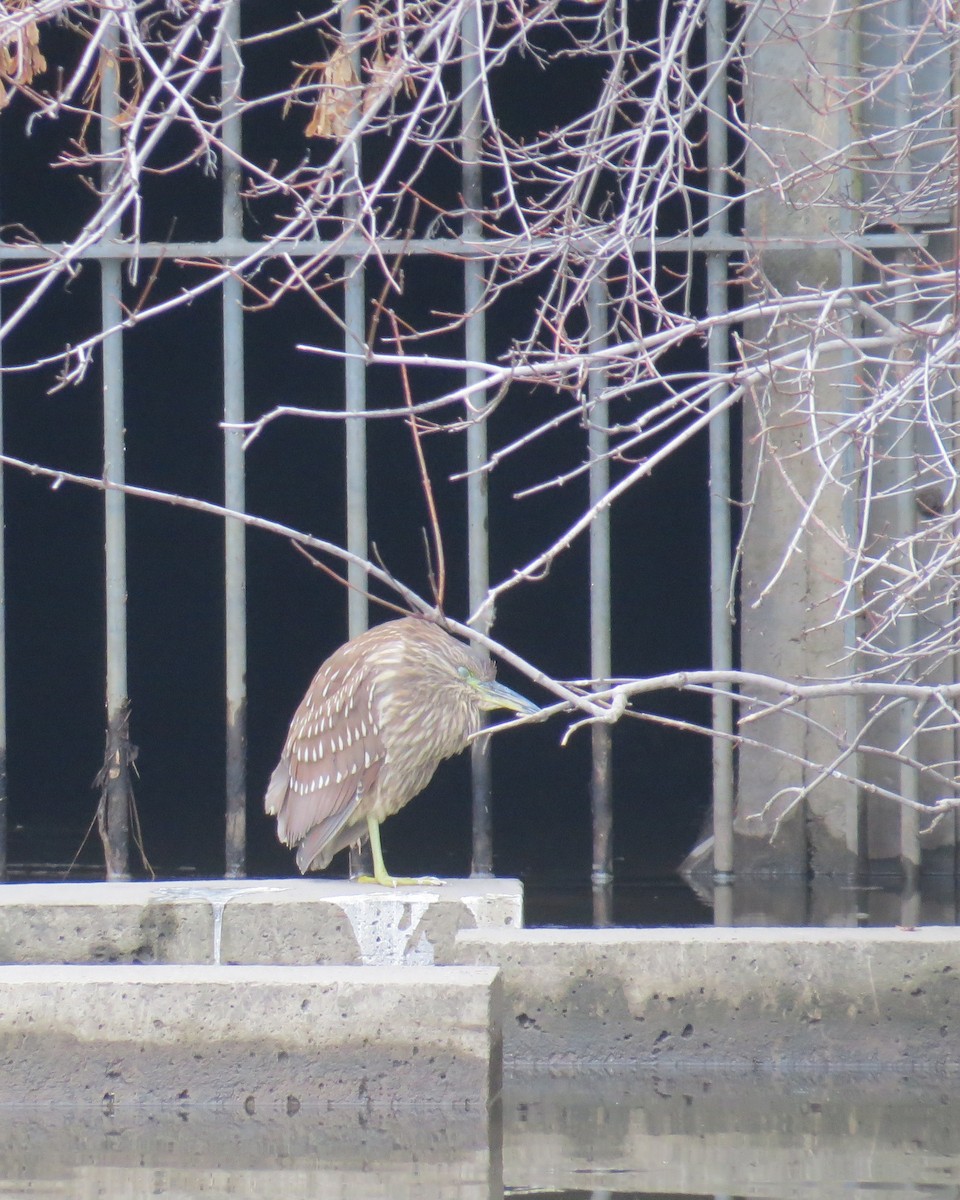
[265, 616, 539, 886]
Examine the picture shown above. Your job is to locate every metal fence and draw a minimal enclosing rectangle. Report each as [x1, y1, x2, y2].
[0, 0, 954, 908]
[0, 1, 687, 895]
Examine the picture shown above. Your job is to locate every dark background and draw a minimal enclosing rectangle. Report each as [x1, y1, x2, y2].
[0, 4, 715, 912]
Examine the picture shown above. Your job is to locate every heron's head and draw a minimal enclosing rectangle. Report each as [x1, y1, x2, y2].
[456, 661, 540, 717]
[391, 618, 540, 729]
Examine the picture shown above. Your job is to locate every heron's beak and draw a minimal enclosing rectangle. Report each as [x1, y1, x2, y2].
[476, 679, 540, 717]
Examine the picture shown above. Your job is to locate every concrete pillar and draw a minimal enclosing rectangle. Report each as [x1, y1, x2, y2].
[738, 0, 861, 875]
[737, 1, 957, 877]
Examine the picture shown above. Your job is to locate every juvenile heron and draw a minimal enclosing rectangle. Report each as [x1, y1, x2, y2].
[265, 616, 539, 886]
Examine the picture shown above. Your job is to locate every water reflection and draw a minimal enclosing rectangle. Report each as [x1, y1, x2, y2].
[524, 874, 960, 929]
[691, 874, 960, 928]
[1, 1074, 958, 1199]
[505, 1074, 960, 1198]
[0, 1104, 497, 1199]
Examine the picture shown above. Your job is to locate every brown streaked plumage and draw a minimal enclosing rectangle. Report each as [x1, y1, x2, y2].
[265, 616, 539, 886]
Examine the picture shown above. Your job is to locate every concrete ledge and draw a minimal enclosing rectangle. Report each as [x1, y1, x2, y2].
[0, 879, 522, 966]
[0, 964, 501, 1108]
[455, 926, 960, 1072]
[217, 878, 522, 966]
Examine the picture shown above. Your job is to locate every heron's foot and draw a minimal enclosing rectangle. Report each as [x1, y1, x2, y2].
[361, 818, 445, 887]
[357, 872, 445, 888]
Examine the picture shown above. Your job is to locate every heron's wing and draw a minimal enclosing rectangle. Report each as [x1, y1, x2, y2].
[265, 653, 386, 856]
[292, 786, 368, 874]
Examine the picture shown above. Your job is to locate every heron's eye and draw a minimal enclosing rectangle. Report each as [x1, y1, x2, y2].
[457, 665, 473, 681]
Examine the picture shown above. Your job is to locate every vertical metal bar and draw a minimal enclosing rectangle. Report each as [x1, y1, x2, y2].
[839, 244, 864, 870]
[222, 0, 247, 878]
[713, 882, 734, 927]
[706, 0, 734, 884]
[342, 0, 368, 641]
[951, 23, 960, 884]
[895, 283, 920, 889]
[462, 0, 493, 877]
[342, 0, 371, 879]
[344, 274, 367, 639]
[100, 18, 131, 880]
[886, 2, 920, 884]
[588, 276, 612, 927]
[836, 8, 863, 869]
[953, 271, 960, 882]
[0, 288, 7, 880]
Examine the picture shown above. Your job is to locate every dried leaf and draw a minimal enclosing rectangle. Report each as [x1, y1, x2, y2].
[363, 43, 416, 114]
[298, 45, 359, 141]
[0, 9, 46, 107]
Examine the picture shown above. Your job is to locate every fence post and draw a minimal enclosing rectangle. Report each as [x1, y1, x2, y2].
[222, 0, 247, 878]
[99, 16, 131, 881]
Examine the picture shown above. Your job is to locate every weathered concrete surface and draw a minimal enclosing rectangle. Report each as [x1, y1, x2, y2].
[217, 878, 522, 966]
[0, 879, 522, 966]
[455, 927, 960, 1072]
[0, 964, 501, 1108]
[7, 880, 960, 1095]
[0, 881, 213, 964]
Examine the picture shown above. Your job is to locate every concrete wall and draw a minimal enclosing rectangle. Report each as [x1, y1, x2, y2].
[1, 881, 959, 1107]
[0, 879, 516, 1108]
[0, 963, 500, 1108]
[0, 878, 521, 966]
[456, 926, 960, 1073]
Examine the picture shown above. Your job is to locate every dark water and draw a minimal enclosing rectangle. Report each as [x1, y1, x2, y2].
[0, 1074, 958, 1198]
[524, 873, 960, 929]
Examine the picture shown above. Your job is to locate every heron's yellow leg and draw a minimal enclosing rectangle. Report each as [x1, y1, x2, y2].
[357, 817, 444, 888]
